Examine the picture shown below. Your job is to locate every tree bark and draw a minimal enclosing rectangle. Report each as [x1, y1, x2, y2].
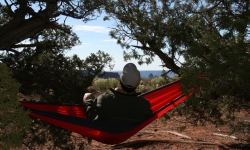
[153, 50, 180, 75]
[132, 44, 180, 75]
[0, 17, 57, 50]
[147, 41, 180, 75]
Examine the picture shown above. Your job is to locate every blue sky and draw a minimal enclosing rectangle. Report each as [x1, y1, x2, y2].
[61, 16, 164, 71]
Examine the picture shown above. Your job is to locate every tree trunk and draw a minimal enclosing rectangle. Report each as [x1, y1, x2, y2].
[0, 17, 56, 50]
[147, 41, 180, 75]
[153, 50, 180, 75]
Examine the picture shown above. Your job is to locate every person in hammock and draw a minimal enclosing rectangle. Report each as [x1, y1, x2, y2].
[83, 63, 152, 125]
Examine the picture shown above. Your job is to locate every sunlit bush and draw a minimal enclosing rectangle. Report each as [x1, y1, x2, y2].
[92, 76, 176, 93]
[92, 78, 119, 92]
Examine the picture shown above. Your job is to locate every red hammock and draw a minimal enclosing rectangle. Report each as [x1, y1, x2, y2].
[21, 81, 192, 144]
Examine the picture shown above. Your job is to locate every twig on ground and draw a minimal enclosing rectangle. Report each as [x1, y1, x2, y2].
[111, 139, 231, 149]
[166, 130, 192, 139]
[212, 133, 238, 140]
[136, 131, 156, 136]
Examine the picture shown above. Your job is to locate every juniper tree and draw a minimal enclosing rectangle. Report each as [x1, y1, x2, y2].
[105, 0, 250, 137]
[180, 0, 250, 130]
[0, 63, 30, 149]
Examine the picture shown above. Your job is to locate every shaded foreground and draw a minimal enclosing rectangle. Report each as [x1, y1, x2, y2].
[87, 110, 249, 150]
[19, 109, 249, 149]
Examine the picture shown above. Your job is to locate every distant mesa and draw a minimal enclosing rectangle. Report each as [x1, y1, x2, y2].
[148, 73, 154, 78]
[100, 70, 176, 78]
[100, 72, 120, 79]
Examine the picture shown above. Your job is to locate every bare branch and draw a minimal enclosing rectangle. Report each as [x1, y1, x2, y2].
[132, 45, 151, 50]
[29, 0, 59, 2]
[3, 48, 20, 54]
[4, 0, 15, 17]
[11, 44, 37, 48]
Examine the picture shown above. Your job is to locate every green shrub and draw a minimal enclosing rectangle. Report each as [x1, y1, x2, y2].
[0, 64, 30, 149]
[91, 77, 176, 94]
[146, 77, 172, 89]
[92, 78, 119, 92]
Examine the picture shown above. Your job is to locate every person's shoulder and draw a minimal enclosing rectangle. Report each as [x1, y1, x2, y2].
[135, 96, 151, 105]
[97, 92, 114, 100]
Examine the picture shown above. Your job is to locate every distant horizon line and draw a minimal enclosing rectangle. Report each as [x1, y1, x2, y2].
[105, 70, 169, 71]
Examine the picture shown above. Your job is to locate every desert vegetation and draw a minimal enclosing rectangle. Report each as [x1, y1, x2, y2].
[0, 64, 30, 150]
[89, 75, 179, 93]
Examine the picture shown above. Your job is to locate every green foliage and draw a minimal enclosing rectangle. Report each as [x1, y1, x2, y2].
[0, 64, 30, 149]
[85, 50, 115, 76]
[145, 77, 171, 89]
[0, 3, 11, 25]
[139, 70, 178, 92]
[92, 76, 173, 93]
[1, 26, 114, 104]
[92, 78, 119, 93]
[1, 49, 113, 148]
[179, 0, 250, 137]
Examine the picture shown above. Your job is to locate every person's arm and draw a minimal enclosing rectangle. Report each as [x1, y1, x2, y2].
[83, 93, 97, 120]
[114, 87, 122, 92]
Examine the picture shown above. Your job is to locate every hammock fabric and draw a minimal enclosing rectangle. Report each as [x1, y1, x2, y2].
[21, 80, 192, 144]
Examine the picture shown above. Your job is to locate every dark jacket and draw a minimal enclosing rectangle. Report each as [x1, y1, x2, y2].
[85, 89, 152, 125]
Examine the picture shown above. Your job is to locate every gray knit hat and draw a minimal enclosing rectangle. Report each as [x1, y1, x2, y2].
[120, 63, 141, 88]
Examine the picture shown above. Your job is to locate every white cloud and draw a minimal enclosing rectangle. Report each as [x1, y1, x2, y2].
[74, 25, 110, 33]
[102, 39, 117, 42]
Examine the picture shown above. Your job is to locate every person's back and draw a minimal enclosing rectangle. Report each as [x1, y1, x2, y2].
[83, 63, 152, 125]
[95, 89, 152, 125]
